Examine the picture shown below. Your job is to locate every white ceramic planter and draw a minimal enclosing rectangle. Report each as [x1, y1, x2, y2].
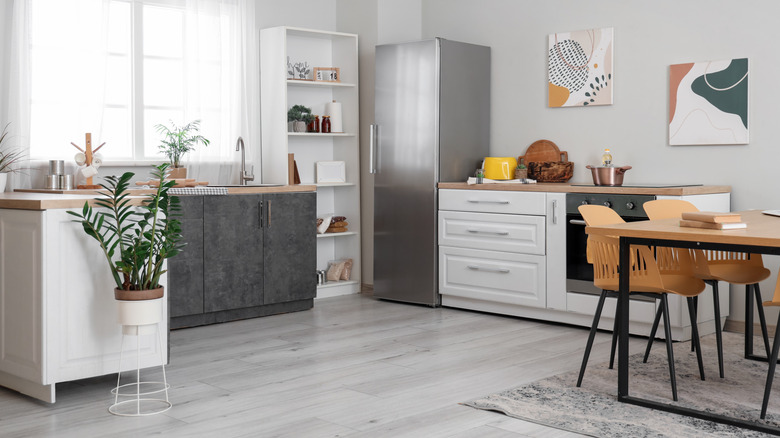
[116, 298, 163, 327]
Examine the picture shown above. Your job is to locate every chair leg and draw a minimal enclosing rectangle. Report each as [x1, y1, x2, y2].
[577, 290, 609, 387]
[687, 297, 705, 381]
[760, 313, 780, 419]
[609, 304, 619, 370]
[755, 283, 772, 358]
[643, 304, 663, 363]
[690, 295, 699, 352]
[661, 294, 678, 401]
[711, 282, 724, 379]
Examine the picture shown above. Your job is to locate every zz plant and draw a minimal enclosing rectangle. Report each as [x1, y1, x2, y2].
[68, 163, 184, 292]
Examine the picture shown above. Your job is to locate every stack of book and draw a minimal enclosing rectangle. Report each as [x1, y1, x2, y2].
[679, 211, 746, 230]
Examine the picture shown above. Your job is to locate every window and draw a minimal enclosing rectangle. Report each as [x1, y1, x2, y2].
[28, 0, 239, 164]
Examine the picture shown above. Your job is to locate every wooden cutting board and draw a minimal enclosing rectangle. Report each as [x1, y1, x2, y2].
[518, 139, 568, 165]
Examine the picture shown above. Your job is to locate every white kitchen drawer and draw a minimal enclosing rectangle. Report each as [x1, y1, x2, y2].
[439, 189, 546, 215]
[439, 245, 546, 308]
[438, 211, 545, 255]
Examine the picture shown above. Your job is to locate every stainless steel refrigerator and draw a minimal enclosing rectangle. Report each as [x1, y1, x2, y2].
[370, 38, 490, 306]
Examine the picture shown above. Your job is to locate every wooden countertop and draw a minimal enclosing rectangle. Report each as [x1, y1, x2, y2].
[2, 185, 316, 210]
[438, 182, 731, 196]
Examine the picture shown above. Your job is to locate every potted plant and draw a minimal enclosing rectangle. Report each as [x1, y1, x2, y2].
[287, 105, 313, 132]
[515, 163, 528, 180]
[0, 123, 26, 192]
[67, 163, 184, 325]
[154, 120, 210, 179]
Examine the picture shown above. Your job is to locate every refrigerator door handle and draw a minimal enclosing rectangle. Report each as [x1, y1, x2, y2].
[369, 124, 378, 174]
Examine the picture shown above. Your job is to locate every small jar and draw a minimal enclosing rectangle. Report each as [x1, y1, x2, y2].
[313, 115, 320, 133]
[321, 116, 331, 133]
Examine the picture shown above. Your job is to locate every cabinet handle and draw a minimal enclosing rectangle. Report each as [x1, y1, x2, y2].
[467, 199, 510, 205]
[569, 219, 587, 226]
[552, 199, 558, 225]
[258, 201, 263, 228]
[467, 265, 510, 274]
[369, 124, 378, 174]
[466, 229, 509, 236]
[267, 200, 272, 228]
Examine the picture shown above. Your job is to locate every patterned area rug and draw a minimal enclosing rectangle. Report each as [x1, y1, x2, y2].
[465, 332, 780, 437]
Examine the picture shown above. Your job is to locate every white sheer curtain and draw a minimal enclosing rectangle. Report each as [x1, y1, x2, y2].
[6, 0, 33, 190]
[5, 0, 259, 187]
[179, 0, 259, 184]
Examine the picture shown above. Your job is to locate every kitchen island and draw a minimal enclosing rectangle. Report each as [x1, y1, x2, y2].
[437, 182, 731, 341]
[0, 185, 315, 402]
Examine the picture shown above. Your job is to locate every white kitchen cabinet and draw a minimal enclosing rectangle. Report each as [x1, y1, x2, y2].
[0, 208, 166, 403]
[439, 190, 548, 309]
[438, 187, 731, 341]
[260, 26, 361, 298]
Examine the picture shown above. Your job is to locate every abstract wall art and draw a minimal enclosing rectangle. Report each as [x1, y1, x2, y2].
[669, 58, 748, 145]
[548, 27, 613, 107]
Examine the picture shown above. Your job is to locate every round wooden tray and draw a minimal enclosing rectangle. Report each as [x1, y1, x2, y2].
[518, 139, 568, 164]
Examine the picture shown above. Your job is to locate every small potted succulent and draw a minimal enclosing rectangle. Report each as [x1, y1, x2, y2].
[287, 105, 313, 132]
[515, 163, 528, 180]
[154, 119, 210, 179]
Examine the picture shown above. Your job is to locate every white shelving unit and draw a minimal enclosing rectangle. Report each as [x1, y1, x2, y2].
[260, 26, 361, 298]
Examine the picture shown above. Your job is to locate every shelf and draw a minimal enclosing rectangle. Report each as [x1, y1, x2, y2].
[287, 79, 356, 88]
[317, 279, 359, 290]
[288, 132, 355, 137]
[316, 231, 358, 239]
[314, 182, 356, 188]
[316, 280, 360, 299]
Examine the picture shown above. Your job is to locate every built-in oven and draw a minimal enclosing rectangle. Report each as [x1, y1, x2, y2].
[565, 193, 657, 296]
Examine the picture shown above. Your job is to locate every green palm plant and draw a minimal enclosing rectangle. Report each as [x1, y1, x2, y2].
[67, 163, 184, 291]
[154, 120, 210, 169]
[0, 123, 26, 173]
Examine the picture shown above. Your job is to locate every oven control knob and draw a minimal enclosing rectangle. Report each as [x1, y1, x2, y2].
[626, 202, 635, 210]
[580, 200, 589, 205]
[603, 201, 612, 208]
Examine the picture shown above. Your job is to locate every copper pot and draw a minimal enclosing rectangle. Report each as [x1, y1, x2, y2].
[586, 165, 632, 186]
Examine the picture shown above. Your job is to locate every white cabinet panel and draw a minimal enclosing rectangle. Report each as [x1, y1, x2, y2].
[438, 210, 545, 255]
[0, 211, 43, 383]
[439, 189, 546, 215]
[440, 246, 546, 308]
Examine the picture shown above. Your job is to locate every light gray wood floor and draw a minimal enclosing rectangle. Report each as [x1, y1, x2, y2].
[0, 294, 646, 438]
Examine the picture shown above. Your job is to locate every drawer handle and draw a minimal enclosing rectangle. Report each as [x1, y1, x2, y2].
[569, 219, 587, 226]
[466, 229, 509, 236]
[467, 199, 510, 205]
[467, 265, 510, 274]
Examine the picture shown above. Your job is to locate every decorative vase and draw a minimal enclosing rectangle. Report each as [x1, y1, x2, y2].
[167, 167, 187, 179]
[293, 121, 307, 132]
[0, 172, 8, 192]
[115, 287, 164, 327]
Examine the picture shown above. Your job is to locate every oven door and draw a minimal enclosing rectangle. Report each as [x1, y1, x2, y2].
[565, 213, 648, 296]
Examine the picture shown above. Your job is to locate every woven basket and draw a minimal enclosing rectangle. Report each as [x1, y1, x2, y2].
[527, 161, 574, 182]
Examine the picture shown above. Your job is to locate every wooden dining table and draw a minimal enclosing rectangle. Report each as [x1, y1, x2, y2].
[586, 209, 780, 434]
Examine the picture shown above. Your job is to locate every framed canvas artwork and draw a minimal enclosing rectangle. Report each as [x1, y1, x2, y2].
[669, 58, 748, 145]
[548, 27, 613, 107]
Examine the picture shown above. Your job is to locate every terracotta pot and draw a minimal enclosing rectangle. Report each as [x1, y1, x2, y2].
[167, 167, 187, 179]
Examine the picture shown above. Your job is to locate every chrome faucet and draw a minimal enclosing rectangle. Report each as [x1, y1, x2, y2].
[235, 136, 254, 185]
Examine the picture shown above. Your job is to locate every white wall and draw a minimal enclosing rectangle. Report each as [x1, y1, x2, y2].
[345, 0, 780, 324]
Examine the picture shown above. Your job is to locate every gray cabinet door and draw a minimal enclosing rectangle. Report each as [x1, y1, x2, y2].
[168, 195, 204, 318]
[203, 194, 264, 312]
[263, 192, 316, 304]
